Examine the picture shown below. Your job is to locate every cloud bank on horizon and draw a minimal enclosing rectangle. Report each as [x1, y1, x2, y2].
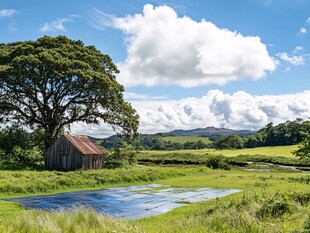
[72, 90, 310, 138]
[111, 4, 277, 88]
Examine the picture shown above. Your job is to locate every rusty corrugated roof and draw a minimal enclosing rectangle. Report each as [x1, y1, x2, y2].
[64, 135, 103, 155]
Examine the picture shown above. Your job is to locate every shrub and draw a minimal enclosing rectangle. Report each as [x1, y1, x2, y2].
[206, 156, 231, 170]
[256, 196, 291, 218]
[10, 146, 42, 163]
[105, 146, 137, 169]
[290, 192, 310, 206]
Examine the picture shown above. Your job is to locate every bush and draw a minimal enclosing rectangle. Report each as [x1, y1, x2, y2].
[290, 192, 310, 206]
[104, 146, 137, 169]
[206, 156, 231, 170]
[0, 125, 44, 163]
[256, 196, 291, 218]
[10, 146, 42, 163]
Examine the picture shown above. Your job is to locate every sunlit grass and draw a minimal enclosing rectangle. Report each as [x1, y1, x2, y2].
[0, 162, 309, 232]
[137, 190, 310, 233]
[0, 208, 142, 233]
[137, 145, 307, 168]
[139, 145, 298, 158]
[0, 166, 194, 198]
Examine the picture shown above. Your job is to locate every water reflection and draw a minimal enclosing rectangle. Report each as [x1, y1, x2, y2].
[5, 184, 241, 219]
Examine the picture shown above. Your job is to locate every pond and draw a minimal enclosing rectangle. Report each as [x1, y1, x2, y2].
[4, 184, 241, 219]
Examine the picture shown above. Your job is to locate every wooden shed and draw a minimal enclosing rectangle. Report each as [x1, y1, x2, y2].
[44, 135, 104, 170]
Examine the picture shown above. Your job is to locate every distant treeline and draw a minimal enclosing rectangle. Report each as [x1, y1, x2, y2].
[1, 119, 309, 161]
[100, 118, 310, 150]
[100, 134, 212, 150]
[211, 119, 310, 149]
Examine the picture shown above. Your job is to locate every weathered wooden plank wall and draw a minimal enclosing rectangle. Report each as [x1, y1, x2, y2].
[44, 136, 103, 170]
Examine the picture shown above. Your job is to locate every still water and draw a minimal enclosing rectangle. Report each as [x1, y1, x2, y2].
[5, 184, 241, 219]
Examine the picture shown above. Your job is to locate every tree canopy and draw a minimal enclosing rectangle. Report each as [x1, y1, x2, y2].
[215, 134, 244, 149]
[293, 136, 310, 159]
[0, 36, 139, 150]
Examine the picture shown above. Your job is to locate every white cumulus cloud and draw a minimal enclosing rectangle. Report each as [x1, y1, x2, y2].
[276, 52, 305, 66]
[0, 9, 17, 18]
[40, 18, 72, 32]
[112, 4, 276, 88]
[71, 90, 310, 138]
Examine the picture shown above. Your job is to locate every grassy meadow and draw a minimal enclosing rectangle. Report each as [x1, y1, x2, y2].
[0, 145, 309, 232]
[139, 144, 298, 158]
[136, 145, 310, 168]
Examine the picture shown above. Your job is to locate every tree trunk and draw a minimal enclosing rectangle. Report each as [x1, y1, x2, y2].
[44, 126, 56, 151]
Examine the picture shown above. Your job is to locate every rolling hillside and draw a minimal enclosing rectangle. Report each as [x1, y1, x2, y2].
[166, 126, 255, 136]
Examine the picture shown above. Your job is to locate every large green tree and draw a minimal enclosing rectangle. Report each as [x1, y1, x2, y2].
[293, 136, 310, 159]
[215, 134, 244, 149]
[0, 36, 139, 150]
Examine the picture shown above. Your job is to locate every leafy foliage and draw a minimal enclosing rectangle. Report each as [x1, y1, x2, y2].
[293, 136, 310, 159]
[215, 134, 244, 149]
[255, 119, 310, 147]
[0, 125, 43, 163]
[105, 145, 137, 169]
[256, 196, 291, 218]
[206, 156, 231, 170]
[0, 36, 139, 150]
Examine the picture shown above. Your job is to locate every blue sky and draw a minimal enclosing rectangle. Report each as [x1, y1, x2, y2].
[1, 0, 310, 137]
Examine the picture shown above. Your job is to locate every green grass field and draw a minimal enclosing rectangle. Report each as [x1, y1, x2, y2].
[0, 145, 309, 233]
[161, 135, 211, 144]
[136, 145, 307, 167]
[140, 145, 298, 158]
[0, 166, 309, 232]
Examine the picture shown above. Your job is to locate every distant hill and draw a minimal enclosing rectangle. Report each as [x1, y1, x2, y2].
[89, 127, 255, 142]
[88, 127, 255, 150]
[165, 127, 255, 137]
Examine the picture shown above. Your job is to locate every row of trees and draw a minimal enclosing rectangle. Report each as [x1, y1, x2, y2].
[100, 119, 310, 152]
[1, 119, 309, 163]
[252, 119, 309, 147]
[215, 119, 310, 150]
[101, 134, 211, 151]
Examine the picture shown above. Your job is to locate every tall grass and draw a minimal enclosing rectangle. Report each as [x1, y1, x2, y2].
[138, 191, 310, 233]
[0, 165, 309, 232]
[1, 191, 308, 233]
[0, 166, 190, 196]
[0, 208, 142, 233]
